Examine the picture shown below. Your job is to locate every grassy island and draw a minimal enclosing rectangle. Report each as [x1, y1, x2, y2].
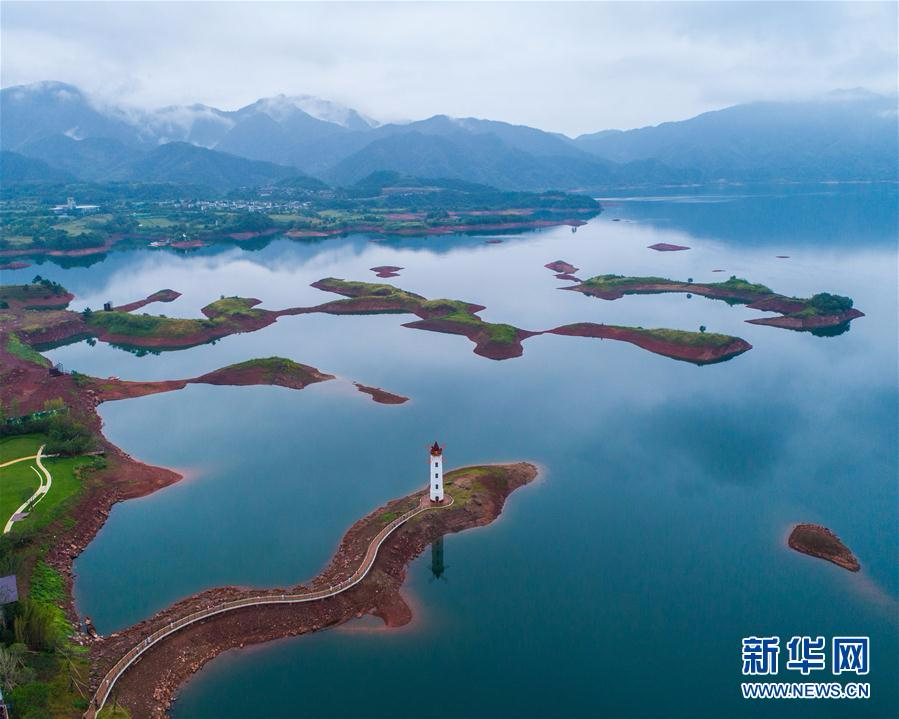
[548, 323, 752, 365]
[568, 273, 862, 332]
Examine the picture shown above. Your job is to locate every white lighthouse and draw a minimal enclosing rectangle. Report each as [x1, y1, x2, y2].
[429, 441, 444, 502]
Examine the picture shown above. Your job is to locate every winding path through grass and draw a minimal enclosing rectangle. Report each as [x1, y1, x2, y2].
[2, 444, 50, 534]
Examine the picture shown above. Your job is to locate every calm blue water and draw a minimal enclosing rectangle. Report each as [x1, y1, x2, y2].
[12, 184, 896, 718]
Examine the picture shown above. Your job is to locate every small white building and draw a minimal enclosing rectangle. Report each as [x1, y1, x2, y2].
[51, 197, 100, 216]
[429, 441, 444, 502]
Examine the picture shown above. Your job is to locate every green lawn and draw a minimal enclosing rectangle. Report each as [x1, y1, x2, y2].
[6, 332, 51, 366]
[137, 215, 178, 229]
[0, 433, 44, 463]
[1, 458, 42, 526]
[0, 435, 97, 535]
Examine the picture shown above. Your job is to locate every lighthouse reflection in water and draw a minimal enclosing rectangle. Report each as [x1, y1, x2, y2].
[430, 537, 446, 581]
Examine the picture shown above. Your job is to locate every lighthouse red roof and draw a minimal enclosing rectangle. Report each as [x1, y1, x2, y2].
[430, 441, 443, 456]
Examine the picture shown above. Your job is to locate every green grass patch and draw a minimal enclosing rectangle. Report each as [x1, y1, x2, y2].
[83, 296, 262, 338]
[85, 310, 210, 337]
[0, 458, 42, 527]
[0, 434, 44, 463]
[15, 456, 97, 534]
[623, 326, 737, 348]
[202, 296, 263, 318]
[713, 276, 773, 295]
[6, 332, 51, 367]
[0, 281, 68, 303]
[28, 560, 72, 639]
[582, 274, 673, 290]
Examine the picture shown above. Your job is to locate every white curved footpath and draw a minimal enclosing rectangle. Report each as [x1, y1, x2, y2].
[3, 445, 51, 534]
[85, 493, 454, 718]
[0, 453, 38, 468]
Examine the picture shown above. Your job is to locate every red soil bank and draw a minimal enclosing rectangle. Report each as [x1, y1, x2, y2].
[547, 323, 752, 365]
[113, 289, 182, 313]
[746, 308, 864, 331]
[354, 382, 409, 404]
[3, 291, 76, 310]
[87, 363, 335, 403]
[788, 524, 859, 572]
[402, 318, 536, 360]
[0, 261, 31, 270]
[648, 243, 690, 251]
[555, 273, 581, 282]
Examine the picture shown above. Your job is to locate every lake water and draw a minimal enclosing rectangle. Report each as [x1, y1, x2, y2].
[10, 183, 897, 718]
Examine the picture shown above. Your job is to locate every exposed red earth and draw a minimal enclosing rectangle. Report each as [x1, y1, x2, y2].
[85, 362, 335, 403]
[648, 242, 691, 251]
[746, 308, 864, 331]
[354, 382, 409, 404]
[403, 318, 537, 360]
[88, 463, 537, 718]
[370, 265, 404, 278]
[547, 323, 752, 364]
[545, 260, 579, 274]
[788, 524, 860, 572]
[555, 273, 581, 282]
[0, 261, 31, 270]
[1, 289, 75, 310]
[113, 289, 182, 313]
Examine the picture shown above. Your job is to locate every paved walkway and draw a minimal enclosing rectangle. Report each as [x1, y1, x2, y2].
[0, 453, 38, 468]
[3, 445, 50, 534]
[85, 493, 454, 718]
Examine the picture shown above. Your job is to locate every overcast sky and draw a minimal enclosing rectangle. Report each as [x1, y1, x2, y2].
[2, 1, 896, 136]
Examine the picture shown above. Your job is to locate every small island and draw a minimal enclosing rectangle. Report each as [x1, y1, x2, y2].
[648, 242, 690, 251]
[548, 323, 752, 364]
[83, 357, 336, 402]
[788, 524, 860, 572]
[354, 382, 409, 404]
[545, 260, 579, 274]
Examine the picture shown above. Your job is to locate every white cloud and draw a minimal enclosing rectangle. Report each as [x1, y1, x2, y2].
[1, 1, 895, 136]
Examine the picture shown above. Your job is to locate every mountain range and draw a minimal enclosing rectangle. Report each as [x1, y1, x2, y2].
[1, 81, 895, 192]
